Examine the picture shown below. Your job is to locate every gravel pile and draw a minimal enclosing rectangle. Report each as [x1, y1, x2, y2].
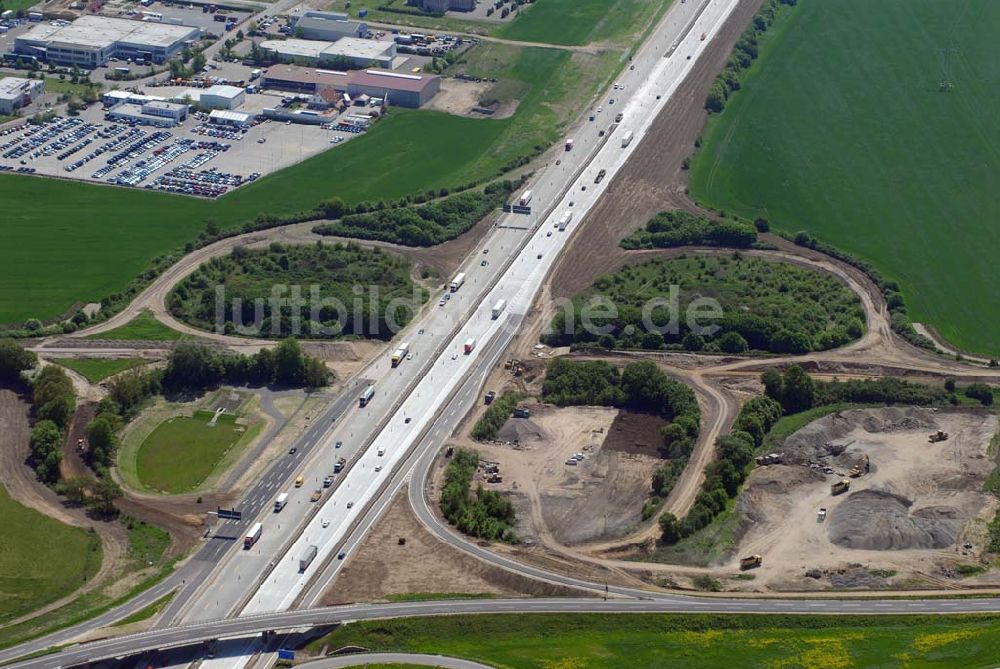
[827, 489, 962, 550]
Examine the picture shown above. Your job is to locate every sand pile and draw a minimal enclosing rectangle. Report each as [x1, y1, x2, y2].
[827, 489, 962, 550]
[783, 407, 940, 463]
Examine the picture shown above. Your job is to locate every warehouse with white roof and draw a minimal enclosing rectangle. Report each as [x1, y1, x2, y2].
[259, 37, 395, 69]
[14, 15, 199, 68]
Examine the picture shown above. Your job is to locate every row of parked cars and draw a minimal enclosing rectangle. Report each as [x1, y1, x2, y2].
[66, 126, 146, 173]
[147, 164, 257, 198]
[1, 116, 83, 160]
[191, 123, 245, 141]
[91, 130, 172, 178]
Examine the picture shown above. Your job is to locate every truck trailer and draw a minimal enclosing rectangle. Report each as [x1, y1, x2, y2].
[298, 544, 318, 572]
[359, 384, 375, 407]
[491, 299, 506, 319]
[518, 189, 532, 206]
[464, 338, 476, 354]
[391, 342, 410, 367]
[449, 272, 466, 292]
[243, 522, 262, 549]
[273, 493, 288, 512]
[621, 130, 633, 148]
[557, 211, 573, 231]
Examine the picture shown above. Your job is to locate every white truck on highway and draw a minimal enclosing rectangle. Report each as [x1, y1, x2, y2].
[449, 272, 466, 292]
[359, 383, 375, 407]
[518, 189, 533, 206]
[557, 211, 573, 231]
[491, 299, 506, 320]
[464, 338, 476, 354]
[243, 522, 262, 549]
[391, 342, 410, 368]
[273, 493, 288, 512]
[298, 544, 318, 572]
[621, 130, 634, 148]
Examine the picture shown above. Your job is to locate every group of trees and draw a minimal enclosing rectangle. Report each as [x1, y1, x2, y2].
[621, 210, 758, 251]
[439, 449, 517, 542]
[0, 339, 37, 382]
[542, 359, 701, 510]
[471, 392, 524, 441]
[28, 366, 77, 483]
[169, 242, 422, 340]
[162, 339, 331, 392]
[544, 255, 864, 355]
[314, 180, 522, 247]
[659, 395, 782, 543]
[705, 0, 797, 113]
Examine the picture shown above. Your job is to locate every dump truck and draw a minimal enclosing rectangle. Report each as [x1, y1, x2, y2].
[929, 430, 949, 443]
[298, 544, 318, 572]
[273, 493, 288, 512]
[831, 479, 850, 495]
[740, 555, 762, 570]
[391, 342, 410, 368]
[333, 457, 346, 473]
[817, 507, 827, 521]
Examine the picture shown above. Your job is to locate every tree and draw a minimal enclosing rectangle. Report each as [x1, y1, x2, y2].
[761, 369, 783, 404]
[86, 416, 118, 470]
[0, 339, 37, 382]
[90, 478, 122, 516]
[273, 338, 306, 386]
[58, 475, 93, 505]
[29, 420, 63, 483]
[965, 383, 995, 406]
[659, 512, 681, 544]
[192, 51, 207, 72]
[163, 343, 224, 391]
[780, 365, 814, 414]
[718, 331, 749, 354]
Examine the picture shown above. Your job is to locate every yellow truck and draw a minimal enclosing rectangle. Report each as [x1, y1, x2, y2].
[295, 475, 304, 488]
[831, 479, 850, 495]
[740, 555, 762, 570]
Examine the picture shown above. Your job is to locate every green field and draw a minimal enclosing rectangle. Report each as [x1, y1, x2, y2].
[54, 358, 147, 383]
[135, 411, 250, 493]
[498, 0, 670, 47]
[0, 484, 102, 625]
[1, 43, 615, 327]
[311, 613, 1000, 668]
[86, 311, 183, 342]
[688, 0, 1000, 355]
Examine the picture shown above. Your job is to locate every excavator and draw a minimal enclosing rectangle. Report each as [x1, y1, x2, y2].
[849, 454, 870, 478]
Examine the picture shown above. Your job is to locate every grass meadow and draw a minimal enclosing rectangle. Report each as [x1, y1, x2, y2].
[54, 358, 148, 383]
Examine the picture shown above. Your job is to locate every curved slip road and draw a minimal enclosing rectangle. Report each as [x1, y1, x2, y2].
[300, 653, 495, 669]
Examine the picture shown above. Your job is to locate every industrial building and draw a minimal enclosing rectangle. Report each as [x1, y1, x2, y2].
[0, 76, 45, 115]
[347, 69, 439, 108]
[14, 15, 200, 68]
[106, 99, 188, 126]
[209, 109, 253, 127]
[172, 84, 245, 109]
[102, 90, 166, 107]
[419, 0, 475, 12]
[259, 37, 395, 69]
[260, 65, 439, 108]
[293, 11, 368, 41]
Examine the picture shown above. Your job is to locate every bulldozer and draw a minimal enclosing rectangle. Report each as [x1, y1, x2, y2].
[849, 454, 870, 478]
[928, 430, 949, 443]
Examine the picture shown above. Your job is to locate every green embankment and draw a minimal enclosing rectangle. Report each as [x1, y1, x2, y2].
[54, 358, 147, 383]
[310, 613, 1000, 668]
[0, 485, 102, 625]
[688, 0, 1000, 355]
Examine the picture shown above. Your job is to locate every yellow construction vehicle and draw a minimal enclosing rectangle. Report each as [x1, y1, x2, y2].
[831, 479, 850, 495]
[849, 454, 870, 478]
[929, 430, 949, 443]
[740, 555, 762, 570]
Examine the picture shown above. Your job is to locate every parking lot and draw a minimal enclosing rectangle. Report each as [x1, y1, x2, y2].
[0, 97, 366, 197]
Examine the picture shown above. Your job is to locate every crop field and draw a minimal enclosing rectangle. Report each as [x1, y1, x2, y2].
[498, 0, 673, 47]
[312, 613, 1000, 668]
[54, 358, 147, 383]
[0, 484, 102, 625]
[688, 0, 1000, 355]
[134, 411, 251, 494]
[0, 44, 614, 327]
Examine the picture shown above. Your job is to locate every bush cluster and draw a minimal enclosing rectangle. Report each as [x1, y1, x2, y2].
[28, 365, 76, 484]
[471, 392, 524, 441]
[705, 0, 798, 114]
[313, 180, 522, 247]
[620, 210, 757, 250]
[439, 449, 517, 542]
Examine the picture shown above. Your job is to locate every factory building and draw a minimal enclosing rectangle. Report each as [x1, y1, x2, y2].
[0, 76, 45, 115]
[259, 37, 395, 69]
[106, 100, 188, 126]
[260, 65, 439, 108]
[14, 15, 199, 68]
[199, 84, 245, 110]
[347, 69, 439, 108]
[293, 11, 368, 41]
